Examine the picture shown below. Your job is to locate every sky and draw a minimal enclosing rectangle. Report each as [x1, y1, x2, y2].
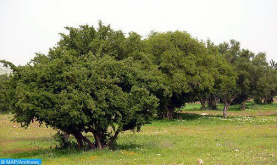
[0, 0, 277, 66]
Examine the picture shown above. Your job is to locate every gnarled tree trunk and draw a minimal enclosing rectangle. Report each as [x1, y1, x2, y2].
[222, 94, 237, 118]
[104, 130, 120, 148]
[88, 128, 120, 149]
[92, 132, 103, 149]
[200, 100, 206, 110]
[165, 106, 174, 119]
[223, 103, 229, 118]
[72, 132, 83, 150]
[78, 133, 96, 149]
[240, 101, 246, 110]
[208, 95, 217, 110]
[264, 97, 273, 104]
[198, 96, 207, 110]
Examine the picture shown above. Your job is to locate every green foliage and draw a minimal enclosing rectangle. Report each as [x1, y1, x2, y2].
[218, 39, 240, 63]
[232, 49, 255, 104]
[0, 74, 13, 113]
[144, 31, 217, 118]
[256, 67, 277, 103]
[199, 40, 237, 111]
[215, 39, 276, 116]
[56, 22, 144, 61]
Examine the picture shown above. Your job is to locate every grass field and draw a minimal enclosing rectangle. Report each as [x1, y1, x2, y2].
[0, 103, 276, 164]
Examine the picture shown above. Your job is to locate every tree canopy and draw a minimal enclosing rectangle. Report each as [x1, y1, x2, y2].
[144, 31, 217, 118]
[1, 22, 164, 149]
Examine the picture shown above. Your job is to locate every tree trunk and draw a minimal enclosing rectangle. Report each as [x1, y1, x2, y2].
[222, 94, 237, 118]
[198, 96, 206, 110]
[165, 106, 174, 119]
[223, 103, 229, 119]
[78, 133, 96, 149]
[104, 130, 120, 148]
[200, 99, 206, 110]
[62, 132, 70, 140]
[72, 132, 83, 150]
[93, 133, 103, 149]
[264, 97, 273, 104]
[208, 95, 217, 110]
[240, 101, 246, 110]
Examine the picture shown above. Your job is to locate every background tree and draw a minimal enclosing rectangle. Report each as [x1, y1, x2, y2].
[231, 49, 255, 110]
[255, 63, 277, 103]
[218, 40, 275, 113]
[197, 39, 234, 110]
[217, 63, 238, 118]
[144, 31, 215, 118]
[217, 40, 240, 117]
[251, 53, 270, 103]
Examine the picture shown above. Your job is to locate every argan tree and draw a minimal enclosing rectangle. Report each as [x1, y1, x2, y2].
[218, 40, 239, 117]
[2, 22, 163, 150]
[232, 49, 255, 110]
[256, 63, 277, 103]
[251, 53, 272, 103]
[144, 31, 215, 118]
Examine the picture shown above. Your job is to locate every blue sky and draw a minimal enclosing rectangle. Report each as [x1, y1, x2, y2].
[0, 0, 276, 65]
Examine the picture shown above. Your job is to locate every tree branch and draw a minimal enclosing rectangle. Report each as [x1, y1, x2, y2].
[104, 130, 120, 148]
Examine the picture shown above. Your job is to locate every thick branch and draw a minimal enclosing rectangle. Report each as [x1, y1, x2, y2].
[104, 130, 120, 148]
[72, 132, 83, 149]
[78, 133, 96, 149]
[87, 128, 103, 149]
[93, 133, 103, 149]
[228, 93, 238, 105]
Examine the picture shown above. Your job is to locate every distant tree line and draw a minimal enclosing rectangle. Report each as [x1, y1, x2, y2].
[0, 21, 276, 149]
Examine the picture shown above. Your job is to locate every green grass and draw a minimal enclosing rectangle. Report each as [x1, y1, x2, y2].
[0, 103, 276, 164]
